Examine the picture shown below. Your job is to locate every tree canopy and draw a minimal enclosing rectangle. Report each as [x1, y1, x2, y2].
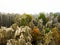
[38, 13, 48, 25]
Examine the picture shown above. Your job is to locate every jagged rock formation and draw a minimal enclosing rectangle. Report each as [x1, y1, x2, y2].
[0, 13, 60, 45]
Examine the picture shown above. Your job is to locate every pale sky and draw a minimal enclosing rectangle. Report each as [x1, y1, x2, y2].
[0, 0, 60, 14]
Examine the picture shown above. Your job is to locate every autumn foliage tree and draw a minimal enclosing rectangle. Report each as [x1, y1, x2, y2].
[31, 27, 41, 41]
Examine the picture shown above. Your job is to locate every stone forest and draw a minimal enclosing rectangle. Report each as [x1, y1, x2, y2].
[0, 12, 60, 45]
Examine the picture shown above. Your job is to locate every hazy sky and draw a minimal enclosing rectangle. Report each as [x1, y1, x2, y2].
[0, 0, 60, 14]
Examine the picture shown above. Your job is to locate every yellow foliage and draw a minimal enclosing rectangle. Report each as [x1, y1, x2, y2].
[52, 27, 59, 38]
[52, 27, 60, 45]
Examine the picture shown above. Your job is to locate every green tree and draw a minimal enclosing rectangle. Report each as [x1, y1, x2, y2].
[38, 13, 47, 25]
[14, 13, 32, 26]
[53, 13, 57, 18]
[45, 28, 51, 33]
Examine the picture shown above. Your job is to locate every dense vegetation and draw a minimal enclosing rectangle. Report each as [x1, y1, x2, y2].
[0, 12, 60, 45]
